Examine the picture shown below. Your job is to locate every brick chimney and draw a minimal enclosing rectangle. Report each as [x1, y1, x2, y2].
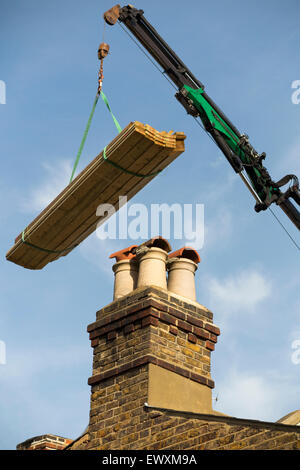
[86, 239, 220, 449]
[16, 241, 300, 451]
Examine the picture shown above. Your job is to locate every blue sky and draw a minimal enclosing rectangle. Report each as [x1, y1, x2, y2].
[1, 0, 300, 450]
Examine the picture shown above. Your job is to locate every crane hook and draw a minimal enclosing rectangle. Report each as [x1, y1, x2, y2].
[97, 43, 110, 96]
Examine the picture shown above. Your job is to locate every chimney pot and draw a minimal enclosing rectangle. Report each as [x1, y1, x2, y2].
[136, 246, 168, 290]
[137, 236, 171, 253]
[112, 258, 138, 300]
[167, 247, 200, 301]
[168, 247, 201, 264]
[109, 245, 138, 262]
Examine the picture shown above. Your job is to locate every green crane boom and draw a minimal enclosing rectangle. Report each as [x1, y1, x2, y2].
[104, 4, 300, 231]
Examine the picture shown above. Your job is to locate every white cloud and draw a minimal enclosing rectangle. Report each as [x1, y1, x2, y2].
[205, 268, 272, 317]
[214, 368, 300, 423]
[215, 371, 276, 421]
[20, 159, 72, 213]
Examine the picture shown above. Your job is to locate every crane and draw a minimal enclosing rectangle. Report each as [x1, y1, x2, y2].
[103, 4, 300, 232]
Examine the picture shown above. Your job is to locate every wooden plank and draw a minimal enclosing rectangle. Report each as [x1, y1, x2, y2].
[6, 122, 186, 270]
[10, 124, 147, 268]
[7, 121, 183, 268]
[17, 130, 151, 268]
[27, 140, 159, 268]
[18, 128, 159, 268]
[36, 141, 181, 269]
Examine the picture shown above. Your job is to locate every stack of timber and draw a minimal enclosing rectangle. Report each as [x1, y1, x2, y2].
[6, 121, 186, 270]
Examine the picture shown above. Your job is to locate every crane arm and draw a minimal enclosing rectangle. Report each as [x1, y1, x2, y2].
[104, 4, 300, 230]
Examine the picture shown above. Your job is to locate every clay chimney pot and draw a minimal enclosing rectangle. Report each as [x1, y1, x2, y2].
[167, 247, 201, 301]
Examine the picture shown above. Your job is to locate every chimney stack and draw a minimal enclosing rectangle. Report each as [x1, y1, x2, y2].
[86, 237, 220, 448]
